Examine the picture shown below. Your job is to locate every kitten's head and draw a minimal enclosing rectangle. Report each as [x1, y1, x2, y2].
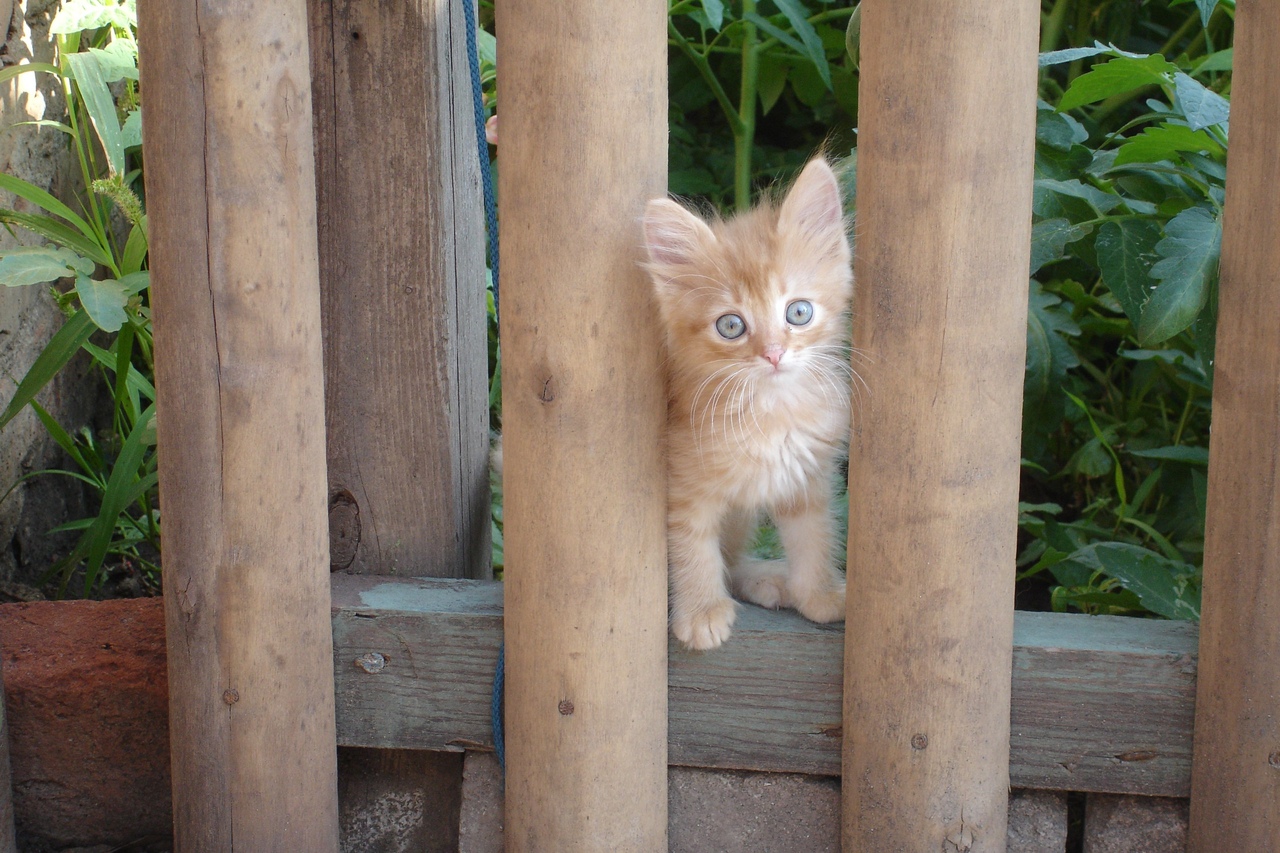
[642, 158, 853, 401]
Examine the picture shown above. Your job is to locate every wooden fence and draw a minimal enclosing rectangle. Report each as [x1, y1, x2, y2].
[135, 0, 1277, 849]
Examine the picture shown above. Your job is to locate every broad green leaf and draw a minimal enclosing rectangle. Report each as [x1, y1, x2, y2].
[0, 174, 96, 239]
[117, 270, 148, 294]
[700, 0, 725, 30]
[1172, 73, 1229, 130]
[1067, 542, 1200, 619]
[763, 0, 832, 90]
[88, 38, 138, 82]
[1129, 446, 1210, 465]
[64, 51, 125, 176]
[1039, 40, 1146, 68]
[1030, 218, 1089, 274]
[120, 108, 142, 150]
[50, 0, 135, 34]
[0, 61, 62, 86]
[476, 29, 496, 67]
[1025, 280, 1081, 408]
[844, 3, 860, 68]
[1058, 55, 1178, 112]
[0, 210, 113, 267]
[1095, 218, 1161, 325]
[1114, 123, 1223, 166]
[1191, 48, 1232, 75]
[75, 273, 129, 331]
[1195, 0, 1218, 26]
[757, 55, 789, 114]
[121, 222, 147, 274]
[1036, 108, 1088, 152]
[0, 310, 95, 430]
[1138, 207, 1221, 345]
[1034, 178, 1122, 215]
[0, 246, 94, 287]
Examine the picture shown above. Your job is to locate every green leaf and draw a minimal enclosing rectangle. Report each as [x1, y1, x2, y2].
[700, 0, 725, 30]
[0, 61, 63, 87]
[1129, 446, 1210, 465]
[79, 404, 157, 593]
[1058, 55, 1178, 112]
[1195, 0, 1217, 26]
[120, 108, 142, 150]
[757, 55, 789, 115]
[1036, 108, 1088, 152]
[83, 340, 156, 402]
[0, 310, 95, 430]
[1034, 178, 1122, 215]
[50, 0, 136, 34]
[88, 38, 138, 82]
[1067, 542, 1200, 619]
[763, 0, 832, 89]
[121, 222, 147, 274]
[0, 174, 96, 239]
[1030, 218, 1089, 274]
[1191, 48, 1232, 75]
[476, 28, 496, 67]
[1039, 40, 1146, 68]
[0, 246, 95, 287]
[75, 273, 129, 331]
[1138, 207, 1221, 345]
[1025, 280, 1081, 408]
[1172, 73, 1229, 131]
[1114, 123, 1223, 167]
[64, 51, 125, 176]
[1095, 219, 1161, 325]
[0, 211, 113, 268]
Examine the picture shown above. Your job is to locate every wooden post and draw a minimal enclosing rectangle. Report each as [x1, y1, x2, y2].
[498, 0, 668, 847]
[307, 0, 488, 580]
[1188, 7, 1280, 850]
[0, 677, 14, 853]
[843, 1, 1038, 849]
[138, 0, 340, 848]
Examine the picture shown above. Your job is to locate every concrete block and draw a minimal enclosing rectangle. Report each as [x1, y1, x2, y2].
[1083, 794, 1188, 853]
[1007, 788, 1068, 853]
[458, 752, 504, 853]
[338, 748, 462, 853]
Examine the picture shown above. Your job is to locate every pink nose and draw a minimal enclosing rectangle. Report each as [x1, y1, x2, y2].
[762, 344, 785, 367]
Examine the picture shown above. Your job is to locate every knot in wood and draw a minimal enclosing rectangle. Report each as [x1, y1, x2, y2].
[328, 490, 361, 571]
[355, 652, 387, 674]
[911, 733, 928, 750]
[558, 700, 574, 716]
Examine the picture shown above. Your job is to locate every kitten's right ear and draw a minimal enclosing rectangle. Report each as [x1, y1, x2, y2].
[643, 198, 715, 268]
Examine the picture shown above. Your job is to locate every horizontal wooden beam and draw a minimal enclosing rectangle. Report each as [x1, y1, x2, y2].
[331, 574, 1196, 797]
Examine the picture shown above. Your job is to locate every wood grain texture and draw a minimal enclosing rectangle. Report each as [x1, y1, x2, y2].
[330, 575, 1197, 797]
[496, 0, 669, 848]
[138, 0, 340, 847]
[844, 1, 1040, 850]
[0, 677, 13, 853]
[307, 0, 488, 579]
[1188, 5, 1280, 850]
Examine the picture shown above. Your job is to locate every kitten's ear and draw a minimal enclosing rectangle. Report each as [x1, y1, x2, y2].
[643, 198, 716, 268]
[778, 158, 845, 241]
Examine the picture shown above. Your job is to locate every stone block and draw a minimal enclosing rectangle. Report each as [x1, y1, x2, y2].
[1083, 793, 1188, 853]
[1007, 788, 1068, 853]
[338, 747, 462, 853]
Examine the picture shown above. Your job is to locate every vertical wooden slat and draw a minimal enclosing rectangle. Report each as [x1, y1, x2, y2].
[1188, 6, 1280, 850]
[498, 0, 668, 847]
[843, 1, 1039, 849]
[138, 0, 340, 847]
[309, 0, 488, 580]
[0, 675, 14, 853]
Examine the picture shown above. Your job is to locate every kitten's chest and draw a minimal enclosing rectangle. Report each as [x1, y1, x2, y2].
[719, 416, 844, 506]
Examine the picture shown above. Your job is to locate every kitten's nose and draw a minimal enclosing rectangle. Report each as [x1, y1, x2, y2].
[762, 344, 785, 368]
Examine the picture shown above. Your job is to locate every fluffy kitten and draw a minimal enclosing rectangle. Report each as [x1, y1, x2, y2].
[642, 158, 854, 651]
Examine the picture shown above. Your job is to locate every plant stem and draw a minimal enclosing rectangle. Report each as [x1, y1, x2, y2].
[669, 20, 744, 136]
[734, 0, 759, 211]
[1040, 0, 1070, 53]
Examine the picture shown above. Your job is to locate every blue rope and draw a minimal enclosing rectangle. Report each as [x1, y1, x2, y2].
[460, 0, 505, 774]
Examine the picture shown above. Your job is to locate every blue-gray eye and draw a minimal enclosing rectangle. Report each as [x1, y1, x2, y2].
[786, 299, 814, 326]
[716, 314, 746, 339]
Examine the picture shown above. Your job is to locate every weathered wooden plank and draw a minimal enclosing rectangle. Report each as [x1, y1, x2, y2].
[308, 0, 488, 579]
[140, 0, 341, 846]
[845, 0, 1038, 848]
[1187, 4, 1280, 851]
[330, 575, 1197, 796]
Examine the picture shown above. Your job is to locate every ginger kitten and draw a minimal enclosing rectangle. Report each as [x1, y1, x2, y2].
[642, 158, 854, 651]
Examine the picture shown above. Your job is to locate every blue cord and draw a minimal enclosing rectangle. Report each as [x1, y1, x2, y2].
[460, 0, 505, 774]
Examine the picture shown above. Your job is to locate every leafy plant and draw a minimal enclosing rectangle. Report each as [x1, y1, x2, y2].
[1018, 20, 1232, 619]
[0, 0, 156, 595]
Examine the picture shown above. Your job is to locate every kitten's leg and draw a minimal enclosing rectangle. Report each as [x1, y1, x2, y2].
[669, 499, 737, 650]
[722, 508, 794, 610]
[774, 484, 846, 623]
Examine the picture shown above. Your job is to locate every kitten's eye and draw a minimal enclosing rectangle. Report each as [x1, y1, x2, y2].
[715, 314, 746, 339]
[785, 300, 814, 326]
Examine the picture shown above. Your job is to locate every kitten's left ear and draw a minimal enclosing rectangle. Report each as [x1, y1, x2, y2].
[778, 158, 845, 241]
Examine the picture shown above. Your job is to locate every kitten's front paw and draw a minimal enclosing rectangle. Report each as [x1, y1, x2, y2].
[672, 597, 738, 650]
[794, 582, 846, 624]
